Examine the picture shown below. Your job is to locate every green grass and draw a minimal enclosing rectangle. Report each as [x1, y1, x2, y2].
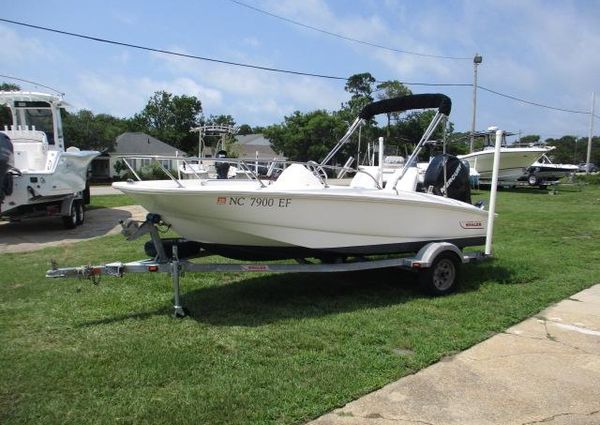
[1, 185, 599, 424]
[88, 194, 136, 209]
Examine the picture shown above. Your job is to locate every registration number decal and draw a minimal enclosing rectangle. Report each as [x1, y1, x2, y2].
[217, 196, 292, 208]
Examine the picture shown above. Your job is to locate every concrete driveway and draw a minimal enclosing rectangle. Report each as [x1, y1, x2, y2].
[0, 205, 147, 253]
[310, 284, 600, 425]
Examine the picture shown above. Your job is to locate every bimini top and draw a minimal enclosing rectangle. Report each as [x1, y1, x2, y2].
[359, 93, 452, 120]
[0, 91, 68, 108]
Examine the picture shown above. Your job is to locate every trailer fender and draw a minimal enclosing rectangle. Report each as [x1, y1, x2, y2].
[60, 196, 76, 216]
[413, 242, 464, 268]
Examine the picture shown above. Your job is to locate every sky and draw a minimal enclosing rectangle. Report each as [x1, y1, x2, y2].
[1, 0, 599, 140]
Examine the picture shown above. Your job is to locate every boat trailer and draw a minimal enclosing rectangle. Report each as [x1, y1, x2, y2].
[46, 214, 490, 317]
[46, 129, 505, 318]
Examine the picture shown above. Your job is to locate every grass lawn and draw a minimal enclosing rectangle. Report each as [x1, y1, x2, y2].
[1, 184, 599, 424]
[88, 194, 136, 209]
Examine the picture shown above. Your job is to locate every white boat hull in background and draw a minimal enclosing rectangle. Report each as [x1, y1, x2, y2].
[2, 150, 98, 214]
[459, 147, 550, 183]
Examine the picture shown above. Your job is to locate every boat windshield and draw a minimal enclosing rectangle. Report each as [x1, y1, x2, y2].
[14, 102, 55, 144]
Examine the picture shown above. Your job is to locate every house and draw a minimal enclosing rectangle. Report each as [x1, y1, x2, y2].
[90, 132, 186, 181]
[234, 134, 285, 161]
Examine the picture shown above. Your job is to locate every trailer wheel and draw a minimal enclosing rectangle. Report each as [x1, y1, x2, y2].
[75, 200, 85, 225]
[62, 202, 77, 229]
[528, 174, 538, 186]
[418, 252, 460, 296]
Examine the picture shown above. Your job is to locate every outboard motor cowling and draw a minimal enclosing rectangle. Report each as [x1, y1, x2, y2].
[0, 133, 14, 204]
[423, 154, 472, 204]
[214, 150, 230, 179]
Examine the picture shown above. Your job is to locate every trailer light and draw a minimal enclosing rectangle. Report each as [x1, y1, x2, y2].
[147, 265, 159, 272]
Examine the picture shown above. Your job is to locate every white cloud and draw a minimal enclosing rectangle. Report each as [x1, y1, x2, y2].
[0, 25, 61, 64]
[242, 37, 261, 48]
[71, 74, 223, 118]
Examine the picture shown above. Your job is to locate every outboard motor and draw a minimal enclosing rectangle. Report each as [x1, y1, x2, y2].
[214, 150, 230, 179]
[0, 133, 14, 205]
[423, 154, 472, 204]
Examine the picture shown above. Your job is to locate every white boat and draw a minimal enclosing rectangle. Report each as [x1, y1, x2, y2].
[113, 94, 489, 261]
[459, 130, 552, 184]
[0, 91, 99, 225]
[520, 154, 578, 186]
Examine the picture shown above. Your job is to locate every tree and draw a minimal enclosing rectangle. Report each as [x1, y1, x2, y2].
[237, 124, 253, 135]
[264, 110, 347, 162]
[62, 109, 128, 151]
[519, 134, 541, 145]
[131, 91, 202, 153]
[204, 114, 239, 157]
[0, 82, 20, 91]
[375, 80, 412, 139]
[0, 82, 20, 128]
[545, 135, 599, 165]
[394, 110, 455, 160]
[342, 72, 376, 118]
[205, 114, 235, 127]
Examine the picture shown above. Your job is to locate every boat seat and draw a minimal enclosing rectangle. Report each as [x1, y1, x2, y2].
[269, 164, 324, 189]
[350, 168, 379, 188]
[386, 166, 419, 192]
[2, 128, 49, 171]
[13, 143, 48, 170]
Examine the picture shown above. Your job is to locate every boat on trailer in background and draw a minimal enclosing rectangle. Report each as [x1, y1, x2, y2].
[459, 129, 552, 187]
[0, 91, 99, 228]
[518, 154, 578, 188]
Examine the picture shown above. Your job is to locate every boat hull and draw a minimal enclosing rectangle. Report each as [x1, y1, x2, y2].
[523, 163, 578, 182]
[1, 150, 98, 216]
[459, 147, 549, 183]
[114, 179, 488, 259]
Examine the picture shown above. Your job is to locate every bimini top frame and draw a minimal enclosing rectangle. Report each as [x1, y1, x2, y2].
[319, 93, 452, 168]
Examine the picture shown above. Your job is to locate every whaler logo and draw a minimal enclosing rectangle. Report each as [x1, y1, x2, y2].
[460, 220, 483, 229]
[217, 197, 227, 205]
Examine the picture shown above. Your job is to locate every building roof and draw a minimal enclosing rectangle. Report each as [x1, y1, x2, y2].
[113, 132, 186, 156]
[234, 133, 284, 160]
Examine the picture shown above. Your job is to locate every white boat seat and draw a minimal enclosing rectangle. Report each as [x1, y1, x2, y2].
[269, 163, 324, 189]
[13, 143, 48, 170]
[350, 168, 379, 188]
[386, 166, 419, 192]
[1, 128, 49, 171]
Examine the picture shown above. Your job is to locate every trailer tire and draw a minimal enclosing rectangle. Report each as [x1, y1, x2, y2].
[83, 182, 91, 205]
[62, 202, 78, 229]
[418, 252, 460, 296]
[75, 200, 85, 225]
[528, 173, 538, 186]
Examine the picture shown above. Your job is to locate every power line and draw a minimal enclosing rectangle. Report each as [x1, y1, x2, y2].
[0, 73, 64, 95]
[226, 0, 471, 61]
[477, 85, 590, 115]
[0, 17, 347, 81]
[0, 17, 471, 87]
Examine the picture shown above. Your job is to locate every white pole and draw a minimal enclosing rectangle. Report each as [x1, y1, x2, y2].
[586, 92, 595, 174]
[470, 54, 482, 153]
[378, 136, 384, 187]
[485, 129, 503, 256]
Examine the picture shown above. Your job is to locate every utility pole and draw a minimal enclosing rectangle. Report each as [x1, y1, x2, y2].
[470, 53, 483, 153]
[586, 92, 596, 174]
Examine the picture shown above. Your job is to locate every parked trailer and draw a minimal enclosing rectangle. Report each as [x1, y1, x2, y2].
[2, 190, 88, 229]
[45, 129, 506, 318]
[46, 214, 490, 317]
